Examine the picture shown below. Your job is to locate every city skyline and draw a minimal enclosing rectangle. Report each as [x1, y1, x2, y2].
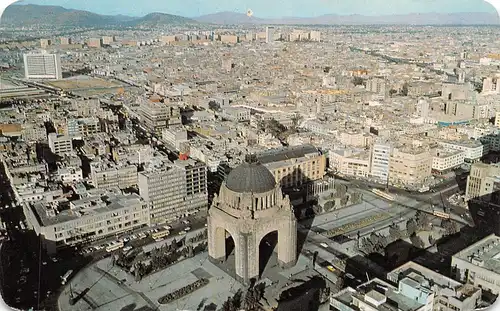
[15, 0, 499, 18]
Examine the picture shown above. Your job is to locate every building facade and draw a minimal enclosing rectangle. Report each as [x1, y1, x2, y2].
[23, 53, 62, 80]
[48, 133, 73, 156]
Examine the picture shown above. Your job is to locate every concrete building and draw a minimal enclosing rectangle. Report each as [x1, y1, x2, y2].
[266, 26, 275, 43]
[330, 278, 432, 311]
[309, 31, 321, 42]
[452, 234, 500, 295]
[432, 149, 465, 174]
[370, 142, 392, 183]
[221, 107, 251, 122]
[40, 39, 51, 48]
[67, 117, 100, 138]
[256, 144, 326, 189]
[102, 36, 116, 45]
[366, 77, 387, 98]
[161, 126, 188, 150]
[23, 191, 149, 253]
[445, 101, 489, 120]
[465, 162, 500, 200]
[23, 53, 62, 80]
[208, 159, 296, 284]
[389, 146, 432, 186]
[138, 159, 207, 223]
[90, 161, 138, 190]
[482, 77, 500, 94]
[330, 149, 371, 178]
[438, 140, 485, 163]
[60, 37, 72, 45]
[387, 261, 482, 311]
[88, 38, 103, 48]
[220, 35, 238, 44]
[48, 133, 73, 156]
[138, 97, 181, 135]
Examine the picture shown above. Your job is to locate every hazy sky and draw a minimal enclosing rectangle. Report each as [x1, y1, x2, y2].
[18, 0, 498, 17]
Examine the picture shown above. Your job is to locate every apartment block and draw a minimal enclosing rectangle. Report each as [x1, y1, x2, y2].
[60, 37, 72, 45]
[465, 162, 500, 200]
[432, 149, 465, 174]
[256, 144, 326, 188]
[67, 117, 100, 137]
[23, 53, 62, 80]
[389, 146, 432, 186]
[452, 234, 500, 295]
[102, 36, 116, 45]
[387, 262, 481, 311]
[40, 39, 51, 48]
[138, 97, 181, 135]
[88, 38, 103, 48]
[48, 133, 73, 156]
[438, 140, 485, 163]
[265, 26, 275, 43]
[90, 161, 138, 190]
[138, 159, 207, 223]
[23, 191, 149, 254]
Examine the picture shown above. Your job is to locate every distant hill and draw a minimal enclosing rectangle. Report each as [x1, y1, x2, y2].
[196, 12, 500, 25]
[1, 4, 195, 27]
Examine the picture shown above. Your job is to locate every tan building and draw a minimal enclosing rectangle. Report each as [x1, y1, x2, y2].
[389, 146, 432, 186]
[90, 161, 138, 190]
[138, 97, 181, 135]
[330, 149, 370, 178]
[23, 192, 150, 254]
[160, 35, 176, 44]
[220, 35, 238, 44]
[432, 149, 465, 174]
[88, 38, 103, 48]
[256, 144, 326, 189]
[465, 162, 500, 200]
[60, 37, 72, 45]
[102, 36, 116, 45]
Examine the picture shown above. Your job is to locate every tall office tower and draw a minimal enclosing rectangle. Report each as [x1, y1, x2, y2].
[23, 53, 62, 80]
[88, 38, 103, 48]
[138, 159, 207, 223]
[266, 26, 275, 43]
[40, 39, 51, 48]
[60, 37, 72, 45]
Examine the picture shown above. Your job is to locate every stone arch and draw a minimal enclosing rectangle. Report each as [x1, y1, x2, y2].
[257, 229, 278, 277]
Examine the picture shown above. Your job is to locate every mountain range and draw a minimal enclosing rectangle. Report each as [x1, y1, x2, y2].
[1, 4, 499, 27]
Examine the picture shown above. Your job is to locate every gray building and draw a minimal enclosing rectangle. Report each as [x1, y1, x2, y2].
[138, 158, 207, 223]
[23, 53, 62, 80]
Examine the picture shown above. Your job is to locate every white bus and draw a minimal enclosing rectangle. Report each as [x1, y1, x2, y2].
[61, 270, 73, 285]
[106, 241, 124, 253]
[152, 229, 170, 241]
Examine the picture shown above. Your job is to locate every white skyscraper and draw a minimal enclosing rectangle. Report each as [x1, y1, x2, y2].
[23, 53, 62, 80]
[266, 26, 275, 43]
[370, 142, 392, 183]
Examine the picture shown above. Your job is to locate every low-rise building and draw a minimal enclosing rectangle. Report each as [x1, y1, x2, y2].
[221, 107, 251, 122]
[432, 149, 465, 174]
[330, 149, 371, 178]
[388, 261, 482, 311]
[330, 278, 432, 311]
[48, 133, 73, 156]
[24, 192, 149, 254]
[452, 234, 500, 295]
[89, 160, 138, 190]
[438, 140, 485, 163]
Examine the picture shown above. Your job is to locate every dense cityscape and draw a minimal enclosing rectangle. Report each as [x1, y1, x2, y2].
[0, 2, 500, 311]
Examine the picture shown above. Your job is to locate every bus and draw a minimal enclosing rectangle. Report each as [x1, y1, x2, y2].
[106, 241, 124, 253]
[433, 211, 450, 219]
[152, 229, 170, 241]
[61, 270, 73, 285]
[372, 189, 396, 201]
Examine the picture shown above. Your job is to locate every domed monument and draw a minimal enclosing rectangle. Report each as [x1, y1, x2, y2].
[208, 155, 297, 284]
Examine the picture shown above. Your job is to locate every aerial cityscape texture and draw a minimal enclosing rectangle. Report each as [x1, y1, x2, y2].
[0, 1, 500, 311]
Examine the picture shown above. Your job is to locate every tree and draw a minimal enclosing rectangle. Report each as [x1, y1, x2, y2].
[389, 224, 401, 240]
[410, 233, 425, 249]
[415, 211, 429, 230]
[428, 235, 436, 246]
[441, 219, 458, 235]
[324, 200, 335, 212]
[340, 195, 349, 207]
[406, 219, 418, 236]
[389, 89, 398, 97]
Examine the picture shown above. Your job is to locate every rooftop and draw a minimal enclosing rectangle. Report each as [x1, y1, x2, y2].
[453, 234, 500, 275]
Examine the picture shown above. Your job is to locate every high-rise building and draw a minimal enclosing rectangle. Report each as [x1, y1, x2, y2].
[137, 96, 181, 135]
[102, 36, 116, 45]
[309, 31, 321, 42]
[370, 142, 392, 183]
[40, 39, 51, 48]
[138, 159, 207, 223]
[465, 162, 500, 200]
[23, 53, 62, 80]
[266, 26, 275, 43]
[389, 146, 433, 186]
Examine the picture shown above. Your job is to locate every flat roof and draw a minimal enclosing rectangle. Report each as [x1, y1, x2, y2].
[453, 234, 500, 275]
[256, 144, 320, 165]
